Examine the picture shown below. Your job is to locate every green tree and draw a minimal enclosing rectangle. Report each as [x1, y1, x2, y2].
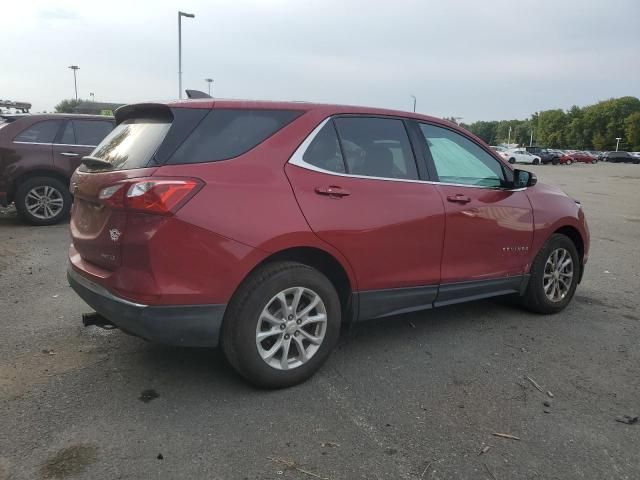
[592, 132, 607, 150]
[54, 98, 83, 113]
[625, 112, 640, 151]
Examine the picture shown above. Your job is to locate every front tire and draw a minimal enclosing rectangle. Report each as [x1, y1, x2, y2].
[221, 261, 341, 388]
[521, 234, 580, 314]
[15, 176, 71, 226]
[533, 159, 540, 165]
[509, 158, 516, 164]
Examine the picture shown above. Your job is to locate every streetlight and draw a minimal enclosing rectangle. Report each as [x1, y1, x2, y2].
[410, 95, 416, 112]
[89, 92, 95, 102]
[507, 125, 512, 147]
[529, 130, 533, 147]
[205, 78, 214, 96]
[615, 137, 622, 151]
[178, 11, 195, 99]
[68, 65, 80, 101]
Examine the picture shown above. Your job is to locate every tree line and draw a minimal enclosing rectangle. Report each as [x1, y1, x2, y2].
[461, 96, 640, 151]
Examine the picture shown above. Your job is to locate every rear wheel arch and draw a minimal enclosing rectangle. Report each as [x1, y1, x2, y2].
[231, 246, 354, 322]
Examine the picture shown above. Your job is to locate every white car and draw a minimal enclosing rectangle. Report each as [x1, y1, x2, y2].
[499, 149, 542, 165]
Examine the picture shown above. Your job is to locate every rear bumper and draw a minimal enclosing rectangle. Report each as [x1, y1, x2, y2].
[67, 266, 226, 347]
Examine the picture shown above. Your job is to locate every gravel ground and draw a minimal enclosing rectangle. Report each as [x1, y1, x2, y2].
[0, 162, 638, 480]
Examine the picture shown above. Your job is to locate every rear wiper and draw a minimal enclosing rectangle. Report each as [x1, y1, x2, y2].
[81, 156, 112, 169]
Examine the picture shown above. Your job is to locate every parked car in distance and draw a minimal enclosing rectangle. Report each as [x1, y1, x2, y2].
[503, 149, 542, 164]
[525, 146, 555, 164]
[571, 151, 598, 164]
[0, 114, 115, 224]
[67, 99, 590, 388]
[602, 151, 639, 164]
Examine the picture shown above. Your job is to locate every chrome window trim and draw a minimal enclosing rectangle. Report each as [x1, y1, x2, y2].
[13, 141, 97, 148]
[287, 117, 526, 191]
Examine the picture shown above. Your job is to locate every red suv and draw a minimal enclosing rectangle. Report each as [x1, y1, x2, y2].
[0, 114, 114, 224]
[67, 100, 589, 388]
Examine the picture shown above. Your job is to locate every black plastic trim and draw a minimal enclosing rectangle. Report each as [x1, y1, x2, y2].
[356, 285, 438, 321]
[355, 275, 529, 321]
[434, 276, 526, 307]
[68, 266, 225, 347]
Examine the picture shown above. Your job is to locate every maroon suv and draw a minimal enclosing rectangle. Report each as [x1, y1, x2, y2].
[0, 114, 114, 225]
[67, 100, 589, 388]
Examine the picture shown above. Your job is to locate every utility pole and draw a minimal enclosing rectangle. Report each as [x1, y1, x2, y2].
[178, 11, 195, 99]
[615, 137, 622, 151]
[410, 95, 416, 113]
[68, 65, 80, 101]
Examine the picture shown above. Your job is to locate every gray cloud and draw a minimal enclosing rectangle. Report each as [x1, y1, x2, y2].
[2, 0, 639, 121]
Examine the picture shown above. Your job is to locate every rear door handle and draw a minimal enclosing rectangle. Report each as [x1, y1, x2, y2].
[314, 186, 351, 198]
[446, 194, 471, 204]
[60, 152, 80, 157]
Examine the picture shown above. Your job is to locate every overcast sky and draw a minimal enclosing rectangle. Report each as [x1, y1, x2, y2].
[2, 0, 639, 122]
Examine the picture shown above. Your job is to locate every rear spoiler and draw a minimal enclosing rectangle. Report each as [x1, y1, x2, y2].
[114, 103, 174, 125]
[185, 90, 212, 99]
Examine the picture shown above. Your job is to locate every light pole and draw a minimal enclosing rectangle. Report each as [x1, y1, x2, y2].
[615, 137, 622, 151]
[507, 126, 512, 147]
[205, 78, 214, 96]
[89, 92, 95, 102]
[178, 11, 195, 99]
[410, 95, 416, 112]
[529, 130, 533, 147]
[68, 65, 80, 101]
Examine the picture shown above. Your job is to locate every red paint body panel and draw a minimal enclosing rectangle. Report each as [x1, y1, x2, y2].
[285, 164, 445, 290]
[435, 185, 534, 282]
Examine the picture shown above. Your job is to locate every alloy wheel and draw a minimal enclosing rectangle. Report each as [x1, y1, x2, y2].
[25, 186, 64, 220]
[255, 287, 327, 370]
[543, 248, 574, 302]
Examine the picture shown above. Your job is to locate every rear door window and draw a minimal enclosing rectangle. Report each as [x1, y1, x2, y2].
[58, 121, 76, 144]
[73, 120, 113, 146]
[302, 122, 346, 173]
[14, 120, 62, 143]
[81, 118, 171, 171]
[333, 117, 418, 180]
[168, 109, 301, 165]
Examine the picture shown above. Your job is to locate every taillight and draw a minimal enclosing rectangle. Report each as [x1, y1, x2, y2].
[98, 178, 202, 215]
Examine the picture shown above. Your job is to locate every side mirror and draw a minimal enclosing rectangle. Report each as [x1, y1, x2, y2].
[513, 169, 537, 188]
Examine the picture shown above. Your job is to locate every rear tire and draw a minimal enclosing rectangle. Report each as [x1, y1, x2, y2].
[565, 159, 572, 165]
[14, 176, 71, 226]
[521, 234, 580, 314]
[221, 261, 341, 388]
[509, 158, 516, 164]
[533, 159, 540, 165]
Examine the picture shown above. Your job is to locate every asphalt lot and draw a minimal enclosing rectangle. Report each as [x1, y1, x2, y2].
[0, 162, 639, 480]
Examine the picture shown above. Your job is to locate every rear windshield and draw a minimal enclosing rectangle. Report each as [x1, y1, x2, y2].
[80, 118, 170, 171]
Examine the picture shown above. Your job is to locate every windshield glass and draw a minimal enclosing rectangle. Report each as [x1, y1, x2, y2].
[80, 118, 170, 171]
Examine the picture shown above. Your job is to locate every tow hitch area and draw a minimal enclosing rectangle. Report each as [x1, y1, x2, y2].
[82, 312, 117, 330]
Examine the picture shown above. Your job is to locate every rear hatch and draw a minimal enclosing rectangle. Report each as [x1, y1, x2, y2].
[70, 103, 207, 270]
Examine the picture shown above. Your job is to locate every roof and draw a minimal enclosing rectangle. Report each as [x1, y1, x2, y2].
[164, 98, 455, 127]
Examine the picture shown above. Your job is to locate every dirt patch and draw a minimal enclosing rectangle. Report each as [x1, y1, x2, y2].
[139, 389, 160, 403]
[40, 445, 97, 479]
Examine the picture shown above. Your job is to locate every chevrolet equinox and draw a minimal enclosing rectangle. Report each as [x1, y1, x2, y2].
[67, 100, 590, 388]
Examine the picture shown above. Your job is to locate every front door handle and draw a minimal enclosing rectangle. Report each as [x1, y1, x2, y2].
[446, 194, 471, 204]
[314, 186, 351, 198]
[60, 152, 80, 157]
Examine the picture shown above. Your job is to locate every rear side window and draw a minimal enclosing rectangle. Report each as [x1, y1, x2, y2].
[168, 109, 301, 165]
[58, 121, 76, 144]
[14, 120, 62, 143]
[73, 120, 113, 146]
[82, 118, 171, 171]
[303, 122, 346, 173]
[333, 117, 418, 180]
